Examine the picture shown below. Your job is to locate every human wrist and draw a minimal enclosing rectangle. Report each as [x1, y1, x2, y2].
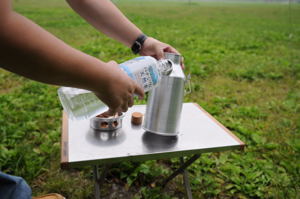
[131, 33, 148, 54]
[140, 37, 153, 51]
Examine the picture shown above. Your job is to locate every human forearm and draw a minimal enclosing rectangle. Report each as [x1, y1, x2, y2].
[0, 0, 144, 114]
[0, 11, 108, 91]
[66, 0, 142, 47]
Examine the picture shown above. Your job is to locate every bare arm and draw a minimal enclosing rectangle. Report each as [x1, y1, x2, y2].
[1, 12, 105, 90]
[0, 0, 143, 113]
[66, 0, 184, 67]
[66, 0, 142, 47]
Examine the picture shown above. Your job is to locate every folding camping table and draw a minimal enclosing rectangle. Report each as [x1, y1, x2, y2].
[61, 103, 245, 199]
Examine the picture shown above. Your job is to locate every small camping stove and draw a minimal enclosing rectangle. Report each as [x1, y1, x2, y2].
[90, 113, 124, 131]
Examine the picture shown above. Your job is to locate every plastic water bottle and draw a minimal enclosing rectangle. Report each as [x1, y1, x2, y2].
[58, 56, 173, 120]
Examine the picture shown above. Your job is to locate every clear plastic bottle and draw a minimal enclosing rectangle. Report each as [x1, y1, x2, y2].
[58, 56, 173, 120]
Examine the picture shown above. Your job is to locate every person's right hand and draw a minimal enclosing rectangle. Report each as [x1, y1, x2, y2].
[94, 60, 144, 116]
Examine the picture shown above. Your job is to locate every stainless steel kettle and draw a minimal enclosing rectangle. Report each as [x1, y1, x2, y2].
[143, 53, 186, 136]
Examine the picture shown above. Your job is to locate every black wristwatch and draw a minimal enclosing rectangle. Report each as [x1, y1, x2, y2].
[131, 34, 147, 54]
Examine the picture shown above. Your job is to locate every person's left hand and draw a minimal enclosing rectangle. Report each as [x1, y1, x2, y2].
[140, 37, 185, 69]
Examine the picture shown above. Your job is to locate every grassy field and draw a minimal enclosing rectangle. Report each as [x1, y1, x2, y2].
[0, 0, 299, 198]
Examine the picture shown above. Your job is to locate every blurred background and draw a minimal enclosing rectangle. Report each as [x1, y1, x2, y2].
[0, 0, 299, 198]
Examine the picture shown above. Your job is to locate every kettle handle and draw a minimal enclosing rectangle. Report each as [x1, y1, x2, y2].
[184, 73, 192, 96]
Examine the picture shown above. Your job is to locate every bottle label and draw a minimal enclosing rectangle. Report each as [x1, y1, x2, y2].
[119, 64, 135, 80]
[148, 65, 158, 85]
[119, 56, 159, 92]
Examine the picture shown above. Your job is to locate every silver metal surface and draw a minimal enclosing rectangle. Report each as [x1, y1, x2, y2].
[143, 53, 185, 136]
[66, 103, 244, 167]
[164, 52, 181, 65]
[143, 77, 184, 135]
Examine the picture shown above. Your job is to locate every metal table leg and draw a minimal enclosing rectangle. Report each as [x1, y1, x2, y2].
[162, 154, 200, 187]
[162, 154, 200, 199]
[180, 157, 193, 199]
[93, 165, 101, 199]
[93, 164, 110, 199]
[93, 155, 199, 199]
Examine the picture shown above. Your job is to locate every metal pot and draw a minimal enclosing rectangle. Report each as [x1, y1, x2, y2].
[143, 53, 189, 136]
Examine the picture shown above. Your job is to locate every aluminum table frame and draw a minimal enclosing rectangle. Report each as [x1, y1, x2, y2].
[61, 103, 245, 198]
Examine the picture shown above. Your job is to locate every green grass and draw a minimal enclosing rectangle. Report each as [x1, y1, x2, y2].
[1, 0, 299, 198]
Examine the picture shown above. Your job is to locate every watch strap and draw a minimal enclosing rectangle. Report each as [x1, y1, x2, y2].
[131, 34, 147, 54]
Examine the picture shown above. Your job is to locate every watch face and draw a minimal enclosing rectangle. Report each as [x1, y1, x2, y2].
[132, 41, 142, 54]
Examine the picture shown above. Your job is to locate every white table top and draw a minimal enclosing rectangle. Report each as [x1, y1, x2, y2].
[61, 103, 244, 168]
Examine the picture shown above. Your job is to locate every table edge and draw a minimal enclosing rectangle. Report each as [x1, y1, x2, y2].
[65, 144, 242, 168]
[61, 111, 69, 169]
[193, 103, 245, 148]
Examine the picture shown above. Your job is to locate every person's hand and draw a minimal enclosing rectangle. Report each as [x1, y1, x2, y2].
[140, 37, 185, 69]
[94, 61, 144, 116]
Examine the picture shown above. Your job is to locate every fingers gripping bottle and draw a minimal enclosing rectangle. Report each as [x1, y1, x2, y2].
[58, 56, 173, 120]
